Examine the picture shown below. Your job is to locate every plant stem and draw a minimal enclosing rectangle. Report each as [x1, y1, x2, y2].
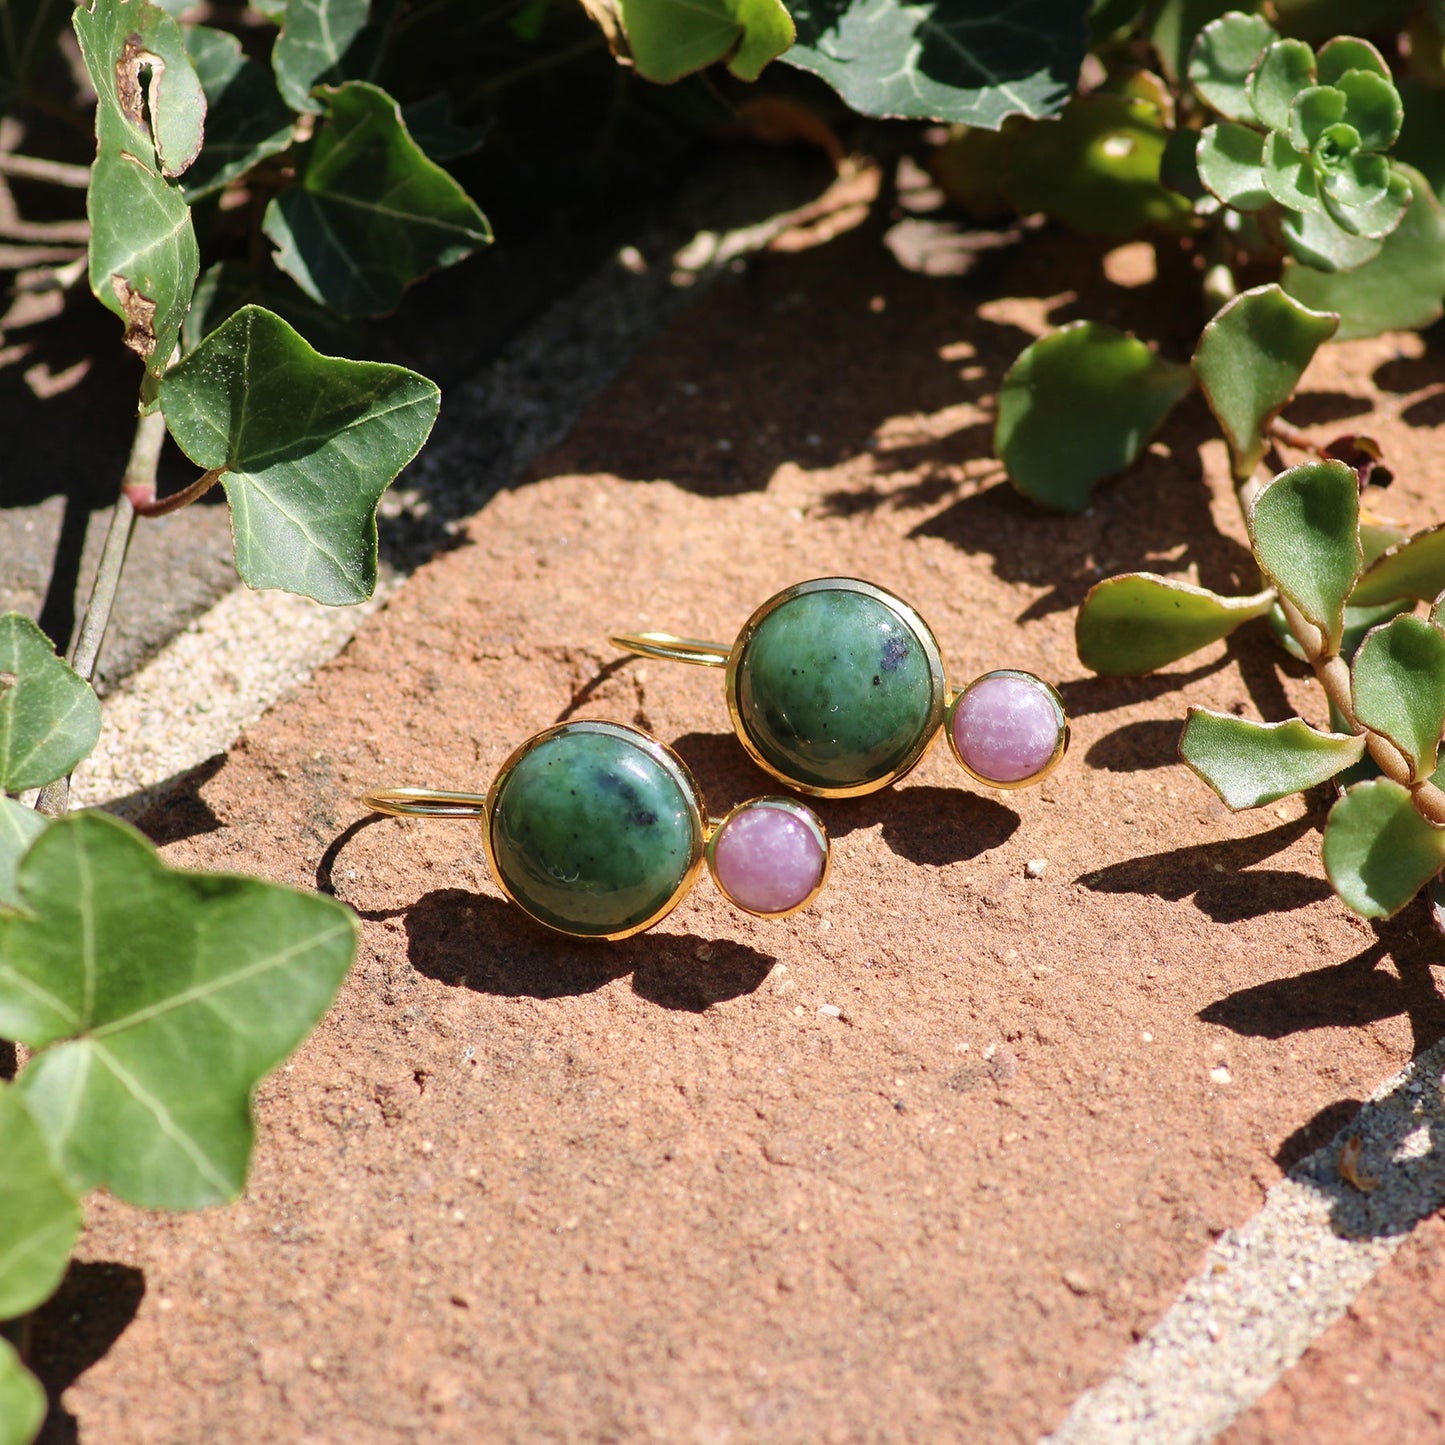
[1278, 595, 1445, 826]
[1268, 416, 1326, 458]
[33, 409, 165, 817]
[0, 153, 90, 187]
[125, 466, 223, 517]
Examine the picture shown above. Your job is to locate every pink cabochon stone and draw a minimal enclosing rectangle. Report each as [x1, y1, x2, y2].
[952, 673, 1061, 784]
[711, 803, 826, 916]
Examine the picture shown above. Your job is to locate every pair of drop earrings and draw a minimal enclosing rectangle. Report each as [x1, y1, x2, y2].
[364, 578, 1069, 940]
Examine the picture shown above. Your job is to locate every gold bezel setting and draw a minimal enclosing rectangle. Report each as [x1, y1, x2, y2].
[482, 719, 707, 941]
[945, 670, 1070, 790]
[704, 796, 832, 919]
[723, 577, 950, 799]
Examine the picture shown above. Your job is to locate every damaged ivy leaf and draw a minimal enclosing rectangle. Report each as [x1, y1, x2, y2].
[73, 0, 202, 379]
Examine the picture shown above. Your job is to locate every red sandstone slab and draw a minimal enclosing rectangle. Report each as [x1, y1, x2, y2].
[40, 222, 1445, 1443]
[1222, 1212, 1445, 1445]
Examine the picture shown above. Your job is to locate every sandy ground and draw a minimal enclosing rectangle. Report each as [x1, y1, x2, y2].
[28, 209, 1445, 1442]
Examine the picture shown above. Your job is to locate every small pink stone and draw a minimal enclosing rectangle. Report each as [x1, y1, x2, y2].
[952, 672, 1062, 785]
[711, 803, 826, 916]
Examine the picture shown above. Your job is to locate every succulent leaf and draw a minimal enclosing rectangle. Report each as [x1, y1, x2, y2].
[1323, 778, 1445, 919]
[1315, 37, 1389, 87]
[1179, 708, 1366, 809]
[1075, 573, 1274, 675]
[1197, 122, 1270, 209]
[1247, 37, 1315, 131]
[1350, 614, 1445, 781]
[1246, 461, 1361, 653]
[1188, 10, 1277, 121]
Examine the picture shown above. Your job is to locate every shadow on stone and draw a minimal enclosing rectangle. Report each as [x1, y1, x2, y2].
[28, 1260, 146, 1445]
[1275, 1097, 1364, 1173]
[1084, 718, 1183, 772]
[400, 888, 774, 1011]
[1078, 815, 1328, 922]
[111, 754, 227, 847]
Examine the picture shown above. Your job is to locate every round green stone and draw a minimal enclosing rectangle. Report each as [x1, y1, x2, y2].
[734, 587, 941, 791]
[489, 728, 699, 936]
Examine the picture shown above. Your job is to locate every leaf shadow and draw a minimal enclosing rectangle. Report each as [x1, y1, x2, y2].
[1078, 815, 1331, 923]
[1083, 717, 1183, 772]
[26, 1260, 146, 1445]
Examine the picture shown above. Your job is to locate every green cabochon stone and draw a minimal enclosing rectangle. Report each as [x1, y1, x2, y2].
[490, 730, 697, 935]
[736, 588, 940, 790]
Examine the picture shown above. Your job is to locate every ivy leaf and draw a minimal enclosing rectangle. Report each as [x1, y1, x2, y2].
[1188, 10, 1277, 121]
[73, 0, 202, 379]
[0, 1084, 83, 1319]
[0, 812, 357, 1209]
[1076, 573, 1274, 674]
[1323, 778, 1445, 919]
[1350, 615, 1445, 782]
[580, 0, 793, 83]
[1005, 92, 1191, 236]
[1246, 460, 1361, 653]
[0, 1339, 44, 1445]
[1192, 284, 1338, 482]
[1179, 707, 1365, 809]
[1354, 520, 1445, 607]
[263, 82, 492, 318]
[182, 25, 294, 202]
[995, 321, 1192, 512]
[158, 306, 440, 606]
[400, 93, 489, 163]
[0, 612, 102, 795]
[1197, 122, 1270, 209]
[1284, 166, 1445, 338]
[271, 0, 371, 112]
[0, 797, 46, 910]
[783, 0, 1089, 126]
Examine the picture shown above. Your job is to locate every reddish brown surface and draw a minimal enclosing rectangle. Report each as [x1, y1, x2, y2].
[1223, 1211, 1445, 1445]
[40, 220, 1445, 1442]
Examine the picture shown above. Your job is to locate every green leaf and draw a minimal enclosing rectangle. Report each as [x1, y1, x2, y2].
[1188, 11, 1277, 122]
[1179, 707, 1365, 809]
[1246, 460, 1361, 652]
[1315, 37, 1388, 87]
[399, 93, 489, 162]
[1334, 69, 1402, 153]
[1354, 520, 1445, 607]
[1076, 573, 1274, 674]
[158, 306, 440, 606]
[1267, 597, 1411, 662]
[783, 0, 1089, 126]
[1263, 129, 1320, 210]
[584, 0, 793, 83]
[0, 613, 101, 795]
[1284, 166, 1445, 336]
[1197, 121, 1270, 209]
[1287, 82, 1344, 152]
[262, 81, 491, 318]
[1394, 79, 1445, 202]
[1004, 92, 1191, 236]
[0, 1084, 83, 1319]
[0, 812, 357, 1209]
[181, 261, 362, 357]
[1321, 159, 1410, 240]
[0, 1338, 44, 1445]
[1247, 36, 1315, 131]
[73, 0, 202, 378]
[1148, 0, 1259, 83]
[1323, 778, 1445, 919]
[995, 321, 1193, 513]
[182, 25, 294, 202]
[1280, 200, 1383, 272]
[1350, 614, 1445, 782]
[1192, 283, 1337, 481]
[271, 0, 371, 112]
[0, 797, 46, 910]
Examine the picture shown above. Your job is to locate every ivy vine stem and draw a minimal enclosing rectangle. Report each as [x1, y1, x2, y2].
[33, 408, 165, 817]
[1278, 594, 1445, 826]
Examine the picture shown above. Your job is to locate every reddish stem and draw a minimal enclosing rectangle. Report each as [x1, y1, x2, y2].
[125, 467, 224, 517]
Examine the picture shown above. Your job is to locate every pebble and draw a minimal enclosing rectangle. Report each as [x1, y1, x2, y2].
[1025, 858, 1048, 879]
[818, 1003, 842, 1018]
